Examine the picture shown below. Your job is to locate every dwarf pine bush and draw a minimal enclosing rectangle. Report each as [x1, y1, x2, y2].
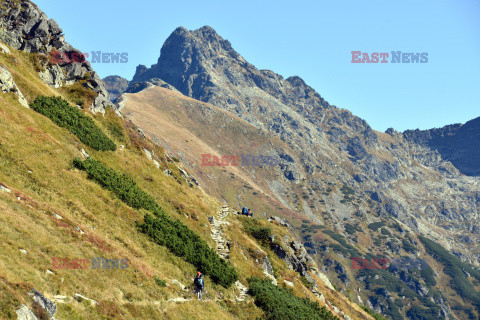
[31, 96, 116, 151]
[248, 277, 339, 320]
[73, 158, 238, 288]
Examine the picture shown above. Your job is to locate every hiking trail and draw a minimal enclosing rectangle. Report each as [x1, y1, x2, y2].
[209, 206, 232, 260]
[210, 206, 250, 302]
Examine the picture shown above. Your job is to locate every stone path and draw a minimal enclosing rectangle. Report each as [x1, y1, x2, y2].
[209, 206, 232, 260]
[234, 281, 249, 302]
[209, 206, 249, 302]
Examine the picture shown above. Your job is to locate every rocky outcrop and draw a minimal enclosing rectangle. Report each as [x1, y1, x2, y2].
[38, 64, 64, 88]
[0, 66, 29, 107]
[234, 280, 248, 302]
[262, 256, 277, 285]
[0, 0, 111, 113]
[269, 235, 334, 291]
[29, 289, 57, 318]
[16, 304, 38, 320]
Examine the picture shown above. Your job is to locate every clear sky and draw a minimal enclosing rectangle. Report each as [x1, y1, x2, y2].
[34, 0, 479, 132]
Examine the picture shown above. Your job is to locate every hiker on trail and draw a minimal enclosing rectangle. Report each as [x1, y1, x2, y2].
[241, 206, 248, 215]
[248, 209, 253, 217]
[194, 272, 204, 300]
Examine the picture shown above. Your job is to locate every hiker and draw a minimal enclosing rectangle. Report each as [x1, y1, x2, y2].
[248, 209, 253, 217]
[194, 272, 204, 300]
[241, 206, 248, 215]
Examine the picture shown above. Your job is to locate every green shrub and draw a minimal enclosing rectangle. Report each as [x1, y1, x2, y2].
[344, 223, 360, 235]
[368, 222, 385, 231]
[323, 229, 359, 257]
[248, 227, 272, 245]
[401, 238, 417, 254]
[248, 278, 339, 320]
[153, 276, 167, 287]
[380, 228, 391, 236]
[74, 158, 237, 288]
[420, 264, 437, 287]
[340, 185, 355, 196]
[73, 158, 164, 214]
[406, 305, 439, 320]
[31, 96, 116, 151]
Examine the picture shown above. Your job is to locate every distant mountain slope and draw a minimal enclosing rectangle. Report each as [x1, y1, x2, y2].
[403, 116, 480, 176]
[121, 83, 480, 320]
[102, 75, 129, 102]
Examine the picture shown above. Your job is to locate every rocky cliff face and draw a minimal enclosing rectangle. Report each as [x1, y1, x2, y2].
[0, 0, 111, 112]
[403, 117, 480, 176]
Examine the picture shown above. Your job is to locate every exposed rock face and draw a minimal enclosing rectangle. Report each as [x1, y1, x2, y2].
[38, 64, 64, 88]
[262, 256, 277, 285]
[30, 289, 57, 318]
[0, 66, 29, 107]
[269, 236, 334, 291]
[0, 0, 111, 113]
[16, 304, 38, 320]
[403, 117, 480, 176]
[103, 75, 129, 102]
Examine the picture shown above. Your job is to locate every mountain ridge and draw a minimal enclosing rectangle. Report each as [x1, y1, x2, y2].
[402, 116, 480, 176]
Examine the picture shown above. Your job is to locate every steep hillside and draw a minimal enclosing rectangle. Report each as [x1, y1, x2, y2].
[0, 3, 380, 319]
[122, 26, 480, 319]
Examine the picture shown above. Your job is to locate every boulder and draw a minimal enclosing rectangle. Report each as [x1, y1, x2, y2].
[30, 289, 57, 318]
[38, 64, 64, 88]
[74, 293, 98, 305]
[16, 304, 38, 320]
[0, 42, 11, 54]
[0, 184, 11, 193]
[0, 66, 28, 108]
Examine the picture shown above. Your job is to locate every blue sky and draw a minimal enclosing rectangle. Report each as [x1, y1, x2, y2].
[34, 0, 479, 131]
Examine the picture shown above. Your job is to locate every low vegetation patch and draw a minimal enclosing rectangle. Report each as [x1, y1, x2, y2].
[323, 229, 359, 257]
[367, 221, 385, 232]
[248, 277, 339, 320]
[419, 236, 480, 308]
[31, 96, 116, 151]
[73, 158, 238, 288]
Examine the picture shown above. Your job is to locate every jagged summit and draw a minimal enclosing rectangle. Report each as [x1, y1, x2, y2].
[132, 25, 246, 93]
[130, 25, 334, 132]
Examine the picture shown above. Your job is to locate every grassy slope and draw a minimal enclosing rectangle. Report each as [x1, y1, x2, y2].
[0, 44, 374, 319]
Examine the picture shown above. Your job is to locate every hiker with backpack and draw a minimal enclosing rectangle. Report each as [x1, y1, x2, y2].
[194, 272, 205, 300]
[248, 209, 253, 217]
[241, 206, 248, 216]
